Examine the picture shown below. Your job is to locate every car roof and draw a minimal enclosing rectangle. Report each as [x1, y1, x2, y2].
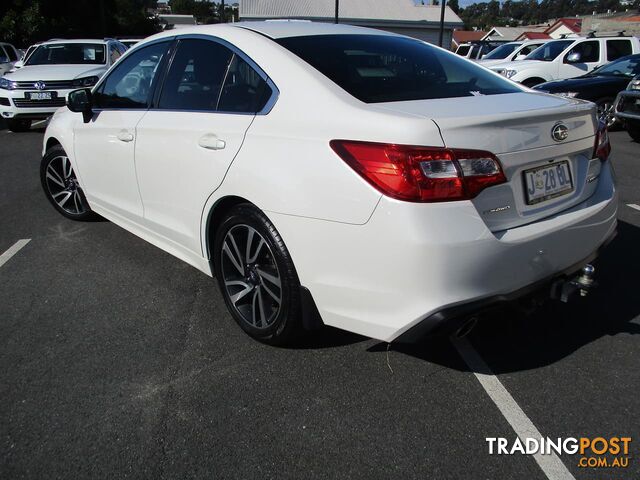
[234, 20, 393, 39]
[39, 39, 110, 45]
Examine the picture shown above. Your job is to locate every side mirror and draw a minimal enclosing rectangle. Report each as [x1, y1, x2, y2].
[566, 52, 581, 63]
[67, 88, 93, 123]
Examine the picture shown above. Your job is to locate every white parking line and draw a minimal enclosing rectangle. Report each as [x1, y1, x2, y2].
[452, 337, 576, 480]
[31, 120, 47, 127]
[627, 203, 640, 212]
[0, 239, 31, 268]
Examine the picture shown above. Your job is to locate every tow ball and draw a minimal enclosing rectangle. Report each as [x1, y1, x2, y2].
[550, 264, 597, 303]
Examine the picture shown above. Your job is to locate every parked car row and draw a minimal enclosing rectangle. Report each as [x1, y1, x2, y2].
[463, 33, 640, 140]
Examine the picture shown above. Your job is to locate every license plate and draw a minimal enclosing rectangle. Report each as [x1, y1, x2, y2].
[523, 161, 573, 205]
[26, 91, 54, 100]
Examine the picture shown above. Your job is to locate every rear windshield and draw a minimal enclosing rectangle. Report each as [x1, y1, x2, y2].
[26, 43, 106, 65]
[276, 35, 520, 103]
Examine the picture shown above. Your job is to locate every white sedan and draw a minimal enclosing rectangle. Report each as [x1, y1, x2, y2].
[41, 22, 617, 344]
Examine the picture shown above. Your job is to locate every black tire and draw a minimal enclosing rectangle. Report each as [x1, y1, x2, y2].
[213, 203, 302, 345]
[7, 119, 31, 132]
[40, 144, 96, 221]
[521, 78, 545, 88]
[627, 122, 640, 143]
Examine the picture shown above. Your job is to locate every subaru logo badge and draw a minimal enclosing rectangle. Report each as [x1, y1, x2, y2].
[34, 81, 46, 90]
[551, 122, 569, 142]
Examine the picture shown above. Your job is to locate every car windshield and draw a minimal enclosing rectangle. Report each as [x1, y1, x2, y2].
[277, 35, 521, 103]
[26, 43, 106, 65]
[525, 40, 574, 61]
[483, 43, 521, 60]
[589, 56, 640, 77]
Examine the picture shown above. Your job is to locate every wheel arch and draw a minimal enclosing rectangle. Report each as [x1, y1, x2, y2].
[521, 77, 547, 87]
[203, 195, 255, 273]
[45, 136, 61, 153]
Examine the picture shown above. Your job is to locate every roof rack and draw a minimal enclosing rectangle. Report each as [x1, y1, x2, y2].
[586, 30, 627, 38]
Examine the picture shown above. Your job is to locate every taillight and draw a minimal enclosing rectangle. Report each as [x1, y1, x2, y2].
[594, 120, 611, 162]
[330, 140, 506, 202]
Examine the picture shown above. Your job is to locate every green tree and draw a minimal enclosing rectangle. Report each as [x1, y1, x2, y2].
[0, 0, 160, 47]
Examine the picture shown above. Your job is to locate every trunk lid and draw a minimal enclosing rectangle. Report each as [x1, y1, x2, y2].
[374, 92, 601, 232]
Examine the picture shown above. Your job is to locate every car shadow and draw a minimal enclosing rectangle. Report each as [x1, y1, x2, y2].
[368, 219, 640, 374]
[283, 326, 369, 350]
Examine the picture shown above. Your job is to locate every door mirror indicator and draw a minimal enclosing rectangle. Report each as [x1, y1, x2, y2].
[67, 88, 93, 123]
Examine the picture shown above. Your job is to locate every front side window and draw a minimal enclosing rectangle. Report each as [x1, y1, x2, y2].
[26, 43, 106, 65]
[456, 45, 471, 56]
[565, 41, 600, 63]
[158, 39, 233, 111]
[525, 40, 573, 61]
[277, 35, 520, 103]
[0, 46, 9, 63]
[607, 40, 632, 61]
[94, 41, 170, 109]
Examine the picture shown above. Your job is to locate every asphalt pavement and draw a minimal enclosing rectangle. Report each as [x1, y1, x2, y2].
[0, 125, 638, 480]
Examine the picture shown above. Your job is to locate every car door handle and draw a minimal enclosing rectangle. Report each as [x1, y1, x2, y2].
[198, 133, 226, 150]
[117, 130, 134, 143]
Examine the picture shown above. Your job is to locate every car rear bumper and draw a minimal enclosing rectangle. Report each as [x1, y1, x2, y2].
[268, 161, 618, 342]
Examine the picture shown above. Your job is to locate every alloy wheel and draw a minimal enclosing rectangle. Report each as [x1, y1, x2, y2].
[44, 156, 86, 215]
[220, 224, 282, 330]
[597, 101, 615, 128]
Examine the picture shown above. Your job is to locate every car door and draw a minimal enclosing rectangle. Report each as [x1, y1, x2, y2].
[560, 40, 601, 78]
[73, 40, 172, 221]
[134, 37, 274, 255]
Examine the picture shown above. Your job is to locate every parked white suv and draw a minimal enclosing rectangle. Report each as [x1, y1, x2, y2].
[0, 42, 20, 75]
[490, 36, 640, 87]
[477, 39, 550, 67]
[0, 39, 126, 132]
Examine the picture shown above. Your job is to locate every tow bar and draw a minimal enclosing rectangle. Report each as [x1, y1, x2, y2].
[550, 264, 597, 303]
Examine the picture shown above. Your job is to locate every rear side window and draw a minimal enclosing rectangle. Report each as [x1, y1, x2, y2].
[94, 41, 170, 109]
[565, 41, 600, 63]
[218, 54, 271, 113]
[158, 39, 233, 111]
[277, 35, 520, 103]
[607, 39, 632, 61]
